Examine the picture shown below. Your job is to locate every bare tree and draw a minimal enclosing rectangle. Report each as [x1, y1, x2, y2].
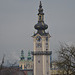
[56, 44, 75, 75]
[7, 61, 17, 67]
[0, 54, 5, 70]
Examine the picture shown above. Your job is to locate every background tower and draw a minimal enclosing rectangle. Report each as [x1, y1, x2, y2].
[32, 1, 51, 75]
[27, 51, 32, 61]
[20, 50, 25, 61]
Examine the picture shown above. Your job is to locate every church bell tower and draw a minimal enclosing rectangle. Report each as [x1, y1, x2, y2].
[32, 1, 51, 75]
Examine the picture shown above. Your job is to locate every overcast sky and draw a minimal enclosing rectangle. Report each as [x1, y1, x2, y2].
[0, 0, 75, 65]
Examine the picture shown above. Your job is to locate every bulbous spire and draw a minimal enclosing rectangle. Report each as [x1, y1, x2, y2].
[34, 1, 48, 33]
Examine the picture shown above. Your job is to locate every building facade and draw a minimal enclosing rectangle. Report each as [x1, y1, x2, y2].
[19, 50, 33, 70]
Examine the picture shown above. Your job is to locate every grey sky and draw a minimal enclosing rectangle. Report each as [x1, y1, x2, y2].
[0, 0, 75, 64]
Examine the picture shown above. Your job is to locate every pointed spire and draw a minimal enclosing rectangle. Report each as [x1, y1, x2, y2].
[39, 1, 42, 8]
[38, 1, 44, 15]
[20, 50, 25, 61]
[27, 51, 32, 61]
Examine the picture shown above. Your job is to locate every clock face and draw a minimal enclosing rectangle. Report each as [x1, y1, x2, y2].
[36, 36, 41, 42]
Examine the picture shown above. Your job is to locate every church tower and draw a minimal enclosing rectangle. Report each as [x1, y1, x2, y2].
[32, 1, 51, 75]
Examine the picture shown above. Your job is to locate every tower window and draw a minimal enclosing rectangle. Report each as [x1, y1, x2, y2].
[47, 60, 48, 63]
[39, 16, 41, 20]
[46, 37, 48, 41]
[42, 15, 44, 21]
[46, 43, 48, 45]
[46, 49, 48, 50]
[47, 72, 49, 75]
[24, 65, 26, 69]
[38, 60, 40, 63]
[21, 65, 22, 69]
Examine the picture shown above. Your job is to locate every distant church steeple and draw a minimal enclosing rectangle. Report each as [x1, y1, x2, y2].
[27, 51, 32, 61]
[20, 50, 25, 60]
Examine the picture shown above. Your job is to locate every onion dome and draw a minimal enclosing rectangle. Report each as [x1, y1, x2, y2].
[34, 1, 48, 31]
[34, 22, 48, 30]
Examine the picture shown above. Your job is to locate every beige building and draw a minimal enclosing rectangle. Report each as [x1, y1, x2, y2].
[19, 50, 33, 70]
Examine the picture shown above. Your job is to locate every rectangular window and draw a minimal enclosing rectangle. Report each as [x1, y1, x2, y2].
[21, 65, 22, 69]
[24, 65, 26, 69]
[46, 43, 48, 45]
[38, 60, 40, 63]
[46, 49, 48, 50]
[47, 60, 48, 63]
[47, 72, 49, 75]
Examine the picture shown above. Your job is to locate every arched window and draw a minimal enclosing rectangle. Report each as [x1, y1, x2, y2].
[21, 65, 22, 69]
[39, 16, 41, 20]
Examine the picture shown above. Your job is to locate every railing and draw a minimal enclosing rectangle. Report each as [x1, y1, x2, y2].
[31, 51, 52, 55]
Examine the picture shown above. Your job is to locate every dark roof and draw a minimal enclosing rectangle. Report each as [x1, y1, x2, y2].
[32, 32, 50, 37]
[34, 22, 48, 30]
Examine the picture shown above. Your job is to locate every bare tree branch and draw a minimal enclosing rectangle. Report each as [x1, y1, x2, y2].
[55, 44, 75, 75]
